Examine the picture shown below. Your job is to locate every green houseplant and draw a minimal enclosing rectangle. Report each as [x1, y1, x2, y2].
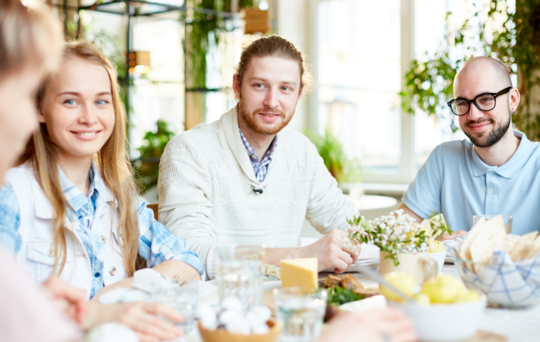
[400, 0, 540, 139]
[306, 129, 361, 184]
[133, 120, 176, 193]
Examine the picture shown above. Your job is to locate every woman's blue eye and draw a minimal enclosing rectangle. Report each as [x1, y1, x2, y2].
[96, 100, 107, 105]
[64, 100, 76, 105]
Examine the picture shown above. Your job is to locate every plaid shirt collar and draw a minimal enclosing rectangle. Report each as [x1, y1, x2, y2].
[238, 129, 278, 182]
[57, 162, 113, 213]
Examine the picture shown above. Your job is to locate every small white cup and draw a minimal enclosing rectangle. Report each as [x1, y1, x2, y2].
[429, 251, 447, 276]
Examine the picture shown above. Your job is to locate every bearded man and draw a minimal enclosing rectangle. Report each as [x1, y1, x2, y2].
[399, 56, 540, 235]
[158, 36, 359, 279]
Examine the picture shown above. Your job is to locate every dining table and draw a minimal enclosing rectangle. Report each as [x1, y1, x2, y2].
[178, 261, 540, 342]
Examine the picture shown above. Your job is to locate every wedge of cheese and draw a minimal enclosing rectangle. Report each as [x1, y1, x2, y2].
[280, 258, 318, 290]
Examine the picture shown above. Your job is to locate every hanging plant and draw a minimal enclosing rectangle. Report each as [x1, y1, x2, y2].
[185, 0, 254, 88]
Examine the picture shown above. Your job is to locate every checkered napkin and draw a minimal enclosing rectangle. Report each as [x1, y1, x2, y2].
[457, 250, 540, 306]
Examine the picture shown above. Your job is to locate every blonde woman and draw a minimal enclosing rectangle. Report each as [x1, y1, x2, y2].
[0, 41, 203, 340]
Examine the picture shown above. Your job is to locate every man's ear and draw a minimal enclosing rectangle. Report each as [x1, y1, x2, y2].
[233, 74, 241, 99]
[509, 88, 521, 112]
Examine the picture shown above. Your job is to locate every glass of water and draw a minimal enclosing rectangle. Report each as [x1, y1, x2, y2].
[215, 259, 264, 310]
[215, 243, 266, 264]
[472, 215, 513, 233]
[154, 282, 198, 335]
[273, 287, 327, 342]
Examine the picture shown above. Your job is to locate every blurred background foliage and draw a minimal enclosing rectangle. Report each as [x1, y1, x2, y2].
[133, 120, 176, 193]
[306, 129, 361, 184]
[400, 0, 540, 139]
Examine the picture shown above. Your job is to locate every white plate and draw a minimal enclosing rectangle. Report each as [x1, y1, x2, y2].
[339, 295, 387, 312]
[263, 281, 282, 291]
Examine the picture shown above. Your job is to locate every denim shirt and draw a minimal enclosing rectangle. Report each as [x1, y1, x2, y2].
[0, 163, 204, 298]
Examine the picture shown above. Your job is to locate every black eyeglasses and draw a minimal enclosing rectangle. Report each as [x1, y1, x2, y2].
[447, 86, 512, 116]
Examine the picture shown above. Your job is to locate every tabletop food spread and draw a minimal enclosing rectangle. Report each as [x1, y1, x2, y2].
[87, 214, 540, 342]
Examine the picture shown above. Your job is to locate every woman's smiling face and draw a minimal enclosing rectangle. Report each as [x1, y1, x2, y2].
[40, 57, 115, 161]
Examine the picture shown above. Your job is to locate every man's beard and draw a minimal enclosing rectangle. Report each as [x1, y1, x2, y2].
[238, 95, 293, 135]
[462, 110, 512, 148]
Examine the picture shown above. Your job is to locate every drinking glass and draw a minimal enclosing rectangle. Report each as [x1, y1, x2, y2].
[153, 282, 198, 335]
[215, 259, 264, 310]
[215, 243, 266, 264]
[455, 235, 467, 253]
[273, 287, 327, 342]
[472, 215, 513, 233]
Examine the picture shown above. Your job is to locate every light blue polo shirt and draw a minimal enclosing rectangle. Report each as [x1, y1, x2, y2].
[403, 130, 540, 235]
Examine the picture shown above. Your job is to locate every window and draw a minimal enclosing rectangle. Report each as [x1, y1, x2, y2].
[313, 0, 475, 184]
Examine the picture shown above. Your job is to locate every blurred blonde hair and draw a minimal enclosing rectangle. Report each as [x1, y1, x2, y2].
[0, 0, 63, 77]
[20, 41, 140, 277]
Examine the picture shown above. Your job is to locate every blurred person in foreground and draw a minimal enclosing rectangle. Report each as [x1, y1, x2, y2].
[0, 1, 82, 341]
[159, 35, 360, 280]
[0, 40, 206, 341]
[318, 309, 417, 342]
[399, 57, 539, 236]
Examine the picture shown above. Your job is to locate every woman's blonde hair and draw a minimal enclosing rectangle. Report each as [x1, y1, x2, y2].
[0, 0, 63, 78]
[20, 41, 140, 277]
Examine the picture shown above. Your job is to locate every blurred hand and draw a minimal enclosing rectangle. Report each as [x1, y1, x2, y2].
[85, 302, 184, 342]
[438, 230, 468, 241]
[42, 276, 87, 324]
[300, 230, 359, 273]
[317, 308, 417, 342]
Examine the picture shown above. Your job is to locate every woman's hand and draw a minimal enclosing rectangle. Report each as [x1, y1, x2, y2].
[42, 276, 87, 324]
[317, 308, 417, 342]
[84, 301, 184, 342]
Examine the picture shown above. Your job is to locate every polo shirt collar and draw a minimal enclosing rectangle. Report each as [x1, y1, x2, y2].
[471, 130, 533, 179]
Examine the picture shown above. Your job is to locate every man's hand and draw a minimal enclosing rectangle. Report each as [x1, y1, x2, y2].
[438, 230, 467, 241]
[317, 308, 417, 342]
[84, 302, 184, 342]
[42, 276, 87, 325]
[300, 230, 359, 273]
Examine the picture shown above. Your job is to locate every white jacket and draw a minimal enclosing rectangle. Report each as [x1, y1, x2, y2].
[158, 107, 358, 279]
[6, 164, 126, 299]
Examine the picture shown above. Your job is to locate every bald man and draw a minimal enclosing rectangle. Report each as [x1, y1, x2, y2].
[399, 57, 540, 235]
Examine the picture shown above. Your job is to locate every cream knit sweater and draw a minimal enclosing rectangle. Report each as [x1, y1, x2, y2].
[158, 107, 358, 278]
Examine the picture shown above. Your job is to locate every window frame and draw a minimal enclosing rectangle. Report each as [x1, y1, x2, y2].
[307, 0, 417, 185]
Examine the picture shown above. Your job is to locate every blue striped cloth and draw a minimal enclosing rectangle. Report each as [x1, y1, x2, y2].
[458, 250, 540, 306]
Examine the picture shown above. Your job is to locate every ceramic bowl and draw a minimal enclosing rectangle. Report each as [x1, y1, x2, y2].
[389, 295, 487, 342]
[198, 318, 282, 342]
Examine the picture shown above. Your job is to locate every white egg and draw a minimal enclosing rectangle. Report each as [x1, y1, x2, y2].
[200, 314, 217, 330]
[221, 297, 243, 312]
[245, 311, 264, 328]
[251, 323, 270, 335]
[219, 309, 243, 325]
[225, 319, 250, 335]
[196, 305, 217, 329]
[250, 306, 271, 323]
